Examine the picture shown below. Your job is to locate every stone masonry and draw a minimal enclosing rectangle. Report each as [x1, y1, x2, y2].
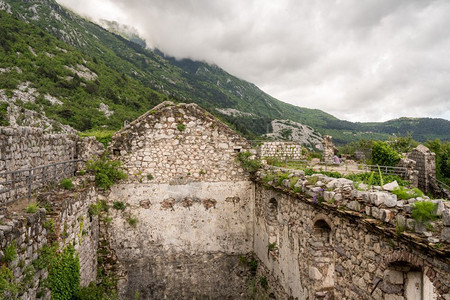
[0, 186, 98, 299]
[322, 135, 337, 164]
[107, 102, 255, 299]
[408, 144, 437, 194]
[0, 127, 78, 173]
[259, 141, 305, 160]
[109, 101, 249, 183]
[255, 167, 450, 299]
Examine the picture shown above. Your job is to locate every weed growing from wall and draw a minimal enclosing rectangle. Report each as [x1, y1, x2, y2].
[113, 201, 126, 210]
[177, 123, 186, 131]
[86, 155, 127, 190]
[88, 202, 103, 216]
[47, 245, 80, 300]
[1, 243, 17, 263]
[25, 203, 39, 213]
[127, 216, 138, 227]
[237, 151, 261, 173]
[0, 265, 20, 298]
[411, 201, 437, 223]
[60, 178, 74, 190]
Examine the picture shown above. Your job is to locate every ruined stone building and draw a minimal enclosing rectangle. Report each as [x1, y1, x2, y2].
[0, 102, 449, 299]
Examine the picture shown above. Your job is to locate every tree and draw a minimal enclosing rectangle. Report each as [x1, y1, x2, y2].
[371, 141, 400, 166]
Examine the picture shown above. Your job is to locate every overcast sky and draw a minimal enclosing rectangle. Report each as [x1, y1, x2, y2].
[57, 0, 450, 122]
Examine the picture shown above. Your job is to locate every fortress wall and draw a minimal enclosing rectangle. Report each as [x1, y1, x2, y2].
[0, 126, 78, 173]
[107, 181, 254, 299]
[253, 181, 450, 299]
[107, 102, 255, 299]
[0, 186, 99, 299]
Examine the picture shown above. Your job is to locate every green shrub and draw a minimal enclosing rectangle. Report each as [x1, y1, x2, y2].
[1, 243, 17, 263]
[43, 219, 55, 232]
[371, 141, 400, 166]
[277, 173, 290, 185]
[146, 174, 153, 180]
[411, 201, 437, 223]
[47, 245, 80, 300]
[0, 265, 19, 298]
[26, 203, 39, 213]
[0, 102, 9, 126]
[79, 130, 115, 148]
[86, 156, 127, 190]
[74, 282, 107, 300]
[113, 201, 126, 210]
[60, 178, 74, 190]
[237, 151, 261, 173]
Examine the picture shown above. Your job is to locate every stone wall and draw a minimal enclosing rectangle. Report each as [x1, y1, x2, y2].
[109, 101, 249, 183]
[254, 168, 450, 299]
[0, 186, 99, 299]
[254, 182, 449, 299]
[258, 141, 304, 160]
[0, 127, 78, 173]
[106, 102, 255, 298]
[321, 135, 336, 164]
[407, 145, 436, 194]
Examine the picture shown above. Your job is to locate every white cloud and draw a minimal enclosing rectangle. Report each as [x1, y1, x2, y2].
[56, 0, 450, 122]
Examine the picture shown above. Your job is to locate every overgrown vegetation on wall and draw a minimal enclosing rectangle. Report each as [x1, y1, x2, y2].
[237, 151, 262, 173]
[86, 155, 127, 190]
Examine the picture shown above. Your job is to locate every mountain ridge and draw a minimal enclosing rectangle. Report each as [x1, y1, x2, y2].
[0, 0, 449, 144]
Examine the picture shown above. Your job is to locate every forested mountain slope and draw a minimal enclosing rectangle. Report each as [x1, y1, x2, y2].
[0, 0, 448, 143]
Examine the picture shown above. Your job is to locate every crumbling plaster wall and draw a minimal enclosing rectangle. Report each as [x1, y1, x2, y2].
[106, 102, 255, 299]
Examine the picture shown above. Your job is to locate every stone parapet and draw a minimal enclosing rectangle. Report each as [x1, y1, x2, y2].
[259, 166, 450, 246]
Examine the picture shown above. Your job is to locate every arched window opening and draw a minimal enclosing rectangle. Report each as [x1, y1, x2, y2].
[265, 198, 278, 226]
[313, 219, 332, 245]
[309, 217, 335, 293]
[265, 198, 279, 247]
[384, 261, 437, 300]
[268, 198, 278, 214]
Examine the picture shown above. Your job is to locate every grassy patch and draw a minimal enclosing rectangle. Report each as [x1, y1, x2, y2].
[411, 201, 437, 223]
[25, 203, 39, 213]
[60, 178, 74, 190]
